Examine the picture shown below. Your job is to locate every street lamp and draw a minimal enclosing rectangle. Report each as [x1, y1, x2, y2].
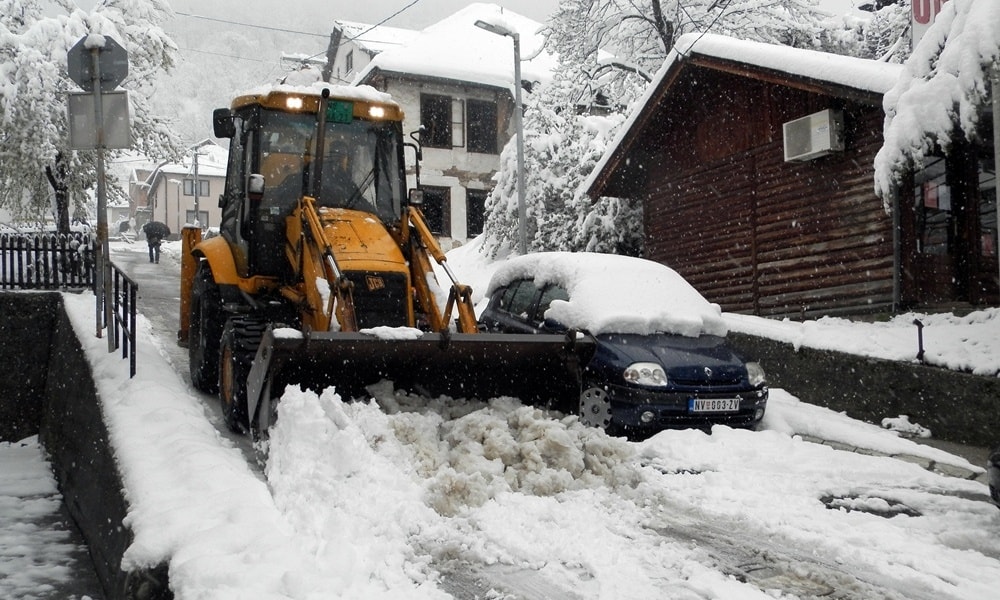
[475, 18, 527, 255]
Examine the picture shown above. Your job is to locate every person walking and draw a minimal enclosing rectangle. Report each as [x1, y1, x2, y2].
[142, 221, 170, 264]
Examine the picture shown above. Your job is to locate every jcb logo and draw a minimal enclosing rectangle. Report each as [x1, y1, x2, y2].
[366, 275, 385, 291]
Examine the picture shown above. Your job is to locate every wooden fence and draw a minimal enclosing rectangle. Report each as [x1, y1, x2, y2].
[0, 232, 95, 290]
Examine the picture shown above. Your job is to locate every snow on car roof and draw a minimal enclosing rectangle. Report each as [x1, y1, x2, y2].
[486, 252, 727, 338]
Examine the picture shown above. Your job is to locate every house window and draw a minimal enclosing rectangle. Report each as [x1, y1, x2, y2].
[421, 186, 450, 236]
[185, 210, 210, 227]
[466, 189, 488, 236]
[466, 99, 498, 154]
[345, 50, 353, 74]
[420, 94, 452, 148]
[183, 179, 210, 196]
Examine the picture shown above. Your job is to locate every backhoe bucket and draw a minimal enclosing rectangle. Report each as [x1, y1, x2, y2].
[246, 328, 596, 434]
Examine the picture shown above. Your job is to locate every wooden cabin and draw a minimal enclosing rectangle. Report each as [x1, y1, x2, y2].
[587, 33, 998, 318]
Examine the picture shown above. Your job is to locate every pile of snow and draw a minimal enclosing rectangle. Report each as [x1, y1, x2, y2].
[0, 437, 97, 598]
[725, 309, 1000, 377]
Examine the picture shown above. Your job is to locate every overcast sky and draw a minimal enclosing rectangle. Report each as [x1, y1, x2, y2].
[164, 0, 865, 39]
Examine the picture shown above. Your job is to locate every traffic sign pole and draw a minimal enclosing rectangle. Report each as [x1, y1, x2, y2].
[91, 45, 114, 350]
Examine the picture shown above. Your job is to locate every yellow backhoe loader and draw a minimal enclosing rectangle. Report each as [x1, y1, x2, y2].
[178, 85, 592, 436]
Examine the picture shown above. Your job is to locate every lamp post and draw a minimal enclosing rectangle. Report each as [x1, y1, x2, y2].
[475, 18, 527, 255]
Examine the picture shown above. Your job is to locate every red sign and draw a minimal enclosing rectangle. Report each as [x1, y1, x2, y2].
[912, 0, 950, 47]
[913, 0, 947, 25]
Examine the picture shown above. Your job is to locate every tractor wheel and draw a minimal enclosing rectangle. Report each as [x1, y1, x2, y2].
[579, 381, 612, 430]
[219, 318, 265, 434]
[189, 261, 222, 393]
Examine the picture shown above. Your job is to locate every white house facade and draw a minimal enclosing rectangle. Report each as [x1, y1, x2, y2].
[349, 3, 555, 250]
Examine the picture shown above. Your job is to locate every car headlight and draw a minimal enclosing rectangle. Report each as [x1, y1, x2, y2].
[623, 362, 668, 387]
[746, 362, 766, 387]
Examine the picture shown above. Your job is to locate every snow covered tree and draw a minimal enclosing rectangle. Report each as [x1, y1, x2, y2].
[543, 0, 830, 107]
[874, 0, 1000, 203]
[481, 0, 832, 257]
[481, 71, 642, 257]
[817, 1, 912, 63]
[0, 0, 181, 232]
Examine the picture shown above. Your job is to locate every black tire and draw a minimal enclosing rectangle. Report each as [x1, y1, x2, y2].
[189, 261, 222, 393]
[219, 317, 265, 434]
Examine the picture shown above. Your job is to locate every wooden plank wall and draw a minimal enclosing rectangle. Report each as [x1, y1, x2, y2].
[642, 70, 894, 318]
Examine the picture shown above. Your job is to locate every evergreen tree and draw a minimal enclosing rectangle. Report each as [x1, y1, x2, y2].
[0, 0, 181, 232]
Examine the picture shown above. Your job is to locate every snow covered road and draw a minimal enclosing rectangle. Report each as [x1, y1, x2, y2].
[36, 241, 992, 599]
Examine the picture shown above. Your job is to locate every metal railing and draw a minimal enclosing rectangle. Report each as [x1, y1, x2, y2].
[109, 264, 138, 378]
[2, 232, 137, 377]
[0, 232, 95, 289]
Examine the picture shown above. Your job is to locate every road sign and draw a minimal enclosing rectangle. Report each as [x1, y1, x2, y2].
[67, 36, 129, 92]
[67, 91, 131, 150]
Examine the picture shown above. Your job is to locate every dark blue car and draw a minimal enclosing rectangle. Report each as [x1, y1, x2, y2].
[478, 252, 768, 436]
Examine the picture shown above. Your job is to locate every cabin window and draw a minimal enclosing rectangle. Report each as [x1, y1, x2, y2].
[914, 157, 951, 256]
[979, 158, 997, 258]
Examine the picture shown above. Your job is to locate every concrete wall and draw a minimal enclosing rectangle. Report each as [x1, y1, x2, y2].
[728, 332, 1000, 448]
[0, 294, 54, 441]
[0, 292, 170, 600]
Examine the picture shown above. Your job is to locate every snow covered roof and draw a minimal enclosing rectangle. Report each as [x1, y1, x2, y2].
[672, 33, 903, 95]
[334, 20, 417, 56]
[485, 251, 728, 337]
[585, 33, 905, 199]
[353, 3, 557, 95]
[874, 0, 1000, 201]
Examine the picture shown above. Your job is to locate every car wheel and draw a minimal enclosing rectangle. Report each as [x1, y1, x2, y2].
[579, 382, 612, 430]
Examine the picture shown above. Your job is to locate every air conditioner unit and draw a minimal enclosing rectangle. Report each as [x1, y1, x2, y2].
[782, 109, 844, 162]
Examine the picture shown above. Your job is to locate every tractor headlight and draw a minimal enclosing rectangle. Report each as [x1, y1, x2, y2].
[623, 362, 668, 387]
[746, 362, 766, 388]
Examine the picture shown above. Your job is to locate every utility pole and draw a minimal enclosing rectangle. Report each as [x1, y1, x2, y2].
[192, 149, 200, 227]
[993, 64, 999, 299]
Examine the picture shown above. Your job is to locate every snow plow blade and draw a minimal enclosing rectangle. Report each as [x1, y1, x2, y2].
[246, 328, 596, 434]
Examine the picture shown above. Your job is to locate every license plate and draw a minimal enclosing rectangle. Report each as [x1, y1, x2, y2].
[689, 398, 740, 413]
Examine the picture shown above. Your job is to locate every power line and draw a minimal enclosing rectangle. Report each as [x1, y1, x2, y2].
[296, 0, 424, 65]
[173, 2, 426, 69]
[174, 45, 274, 63]
[174, 11, 330, 38]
